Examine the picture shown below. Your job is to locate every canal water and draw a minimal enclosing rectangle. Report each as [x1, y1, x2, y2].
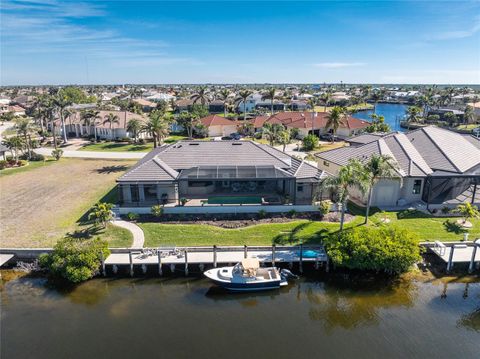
[1, 273, 479, 359]
[353, 103, 408, 132]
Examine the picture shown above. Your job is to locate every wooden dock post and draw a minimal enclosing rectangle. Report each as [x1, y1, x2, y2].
[129, 251, 134, 277]
[244, 245, 248, 259]
[184, 250, 189, 276]
[213, 245, 217, 268]
[157, 251, 163, 276]
[469, 242, 478, 273]
[299, 244, 303, 274]
[100, 251, 106, 277]
[272, 244, 276, 266]
[447, 246, 455, 273]
[325, 258, 330, 272]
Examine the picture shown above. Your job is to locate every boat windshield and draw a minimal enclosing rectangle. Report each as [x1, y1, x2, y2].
[233, 262, 257, 277]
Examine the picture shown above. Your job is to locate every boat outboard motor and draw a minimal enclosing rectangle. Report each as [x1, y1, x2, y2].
[280, 269, 299, 280]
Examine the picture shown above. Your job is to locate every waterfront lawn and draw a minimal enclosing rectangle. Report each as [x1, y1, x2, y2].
[79, 141, 154, 152]
[0, 158, 135, 247]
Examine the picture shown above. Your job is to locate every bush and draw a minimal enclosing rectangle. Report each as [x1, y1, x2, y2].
[151, 205, 164, 218]
[51, 149, 63, 160]
[20, 151, 45, 161]
[18, 160, 28, 167]
[288, 209, 297, 218]
[137, 138, 146, 144]
[323, 227, 421, 274]
[302, 134, 319, 151]
[180, 198, 188, 206]
[0, 160, 7, 170]
[441, 206, 450, 214]
[39, 237, 110, 283]
[258, 209, 267, 219]
[126, 212, 139, 221]
[318, 200, 331, 216]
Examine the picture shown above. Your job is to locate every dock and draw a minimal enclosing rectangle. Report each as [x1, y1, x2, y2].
[430, 240, 480, 273]
[104, 245, 328, 276]
[0, 254, 14, 267]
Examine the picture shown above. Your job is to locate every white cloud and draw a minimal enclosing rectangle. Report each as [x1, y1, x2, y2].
[429, 16, 480, 40]
[313, 62, 366, 69]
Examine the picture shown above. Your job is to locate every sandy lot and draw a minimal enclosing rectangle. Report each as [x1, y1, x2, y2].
[0, 159, 134, 247]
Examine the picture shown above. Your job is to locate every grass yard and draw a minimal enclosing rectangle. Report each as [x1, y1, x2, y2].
[79, 142, 154, 152]
[0, 159, 57, 177]
[0, 158, 135, 248]
[315, 141, 347, 153]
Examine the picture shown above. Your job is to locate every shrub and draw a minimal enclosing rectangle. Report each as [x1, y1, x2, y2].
[151, 205, 164, 218]
[441, 206, 450, 214]
[455, 203, 480, 224]
[180, 198, 188, 206]
[288, 209, 297, 218]
[137, 138, 146, 144]
[88, 202, 114, 227]
[258, 209, 267, 219]
[318, 200, 331, 216]
[126, 212, 139, 221]
[39, 237, 110, 283]
[51, 149, 63, 160]
[323, 227, 421, 274]
[20, 151, 45, 161]
[0, 160, 7, 170]
[302, 134, 319, 151]
[18, 160, 28, 167]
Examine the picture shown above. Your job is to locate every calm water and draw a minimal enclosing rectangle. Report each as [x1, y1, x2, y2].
[353, 103, 408, 132]
[1, 273, 479, 359]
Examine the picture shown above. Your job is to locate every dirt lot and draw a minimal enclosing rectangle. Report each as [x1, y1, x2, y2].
[0, 159, 134, 247]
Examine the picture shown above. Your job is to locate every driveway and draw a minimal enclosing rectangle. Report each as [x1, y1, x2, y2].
[35, 147, 146, 159]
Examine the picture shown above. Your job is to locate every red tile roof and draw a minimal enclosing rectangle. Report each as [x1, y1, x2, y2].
[200, 115, 237, 127]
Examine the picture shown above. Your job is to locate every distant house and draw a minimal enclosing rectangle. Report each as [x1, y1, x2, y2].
[250, 111, 370, 138]
[175, 99, 195, 113]
[427, 108, 465, 122]
[290, 100, 309, 111]
[117, 140, 327, 211]
[199, 115, 238, 137]
[236, 93, 263, 113]
[132, 98, 157, 112]
[255, 101, 286, 112]
[316, 126, 480, 209]
[0, 105, 26, 116]
[51, 110, 147, 140]
[208, 100, 225, 114]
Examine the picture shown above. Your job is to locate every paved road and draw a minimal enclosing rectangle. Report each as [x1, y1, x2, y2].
[35, 147, 146, 159]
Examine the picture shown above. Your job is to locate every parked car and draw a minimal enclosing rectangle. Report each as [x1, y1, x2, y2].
[320, 133, 339, 142]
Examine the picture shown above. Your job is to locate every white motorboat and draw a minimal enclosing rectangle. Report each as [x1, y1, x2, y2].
[203, 258, 296, 292]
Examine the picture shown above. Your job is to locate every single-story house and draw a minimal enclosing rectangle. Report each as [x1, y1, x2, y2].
[250, 111, 370, 138]
[316, 126, 480, 209]
[117, 140, 327, 210]
[132, 98, 157, 112]
[199, 115, 238, 137]
[51, 110, 147, 140]
[208, 100, 226, 114]
[175, 99, 195, 113]
[0, 105, 26, 116]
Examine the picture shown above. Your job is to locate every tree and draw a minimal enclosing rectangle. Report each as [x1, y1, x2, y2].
[365, 114, 391, 133]
[0, 111, 15, 123]
[58, 86, 96, 104]
[80, 109, 100, 142]
[53, 92, 73, 143]
[321, 159, 369, 231]
[177, 111, 199, 140]
[155, 100, 169, 114]
[88, 202, 114, 227]
[321, 91, 332, 112]
[14, 116, 35, 159]
[363, 154, 400, 224]
[455, 203, 480, 225]
[323, 227, 421, 274]
[370, 89, 384, 114]
[4, 136, 24, 162]
[325, 106, 344, 143]
[144, 111, 171, 147]
[262, 123, 283, 146]
[443, 111, 457, 126]
[218, 89, 231, 117]
[302, 133, 319, 151]
[463, 105, 476, 125]
[191, 85, 211, 106]
[262, 87, 277, 114]
[405, 106, 422, 130]
[39, 237, 110, 283]
[127, 118, 142, 143]
[235, 89, 253, 121]
[103, 113, 120, 140]
[278, 129, 291, 152]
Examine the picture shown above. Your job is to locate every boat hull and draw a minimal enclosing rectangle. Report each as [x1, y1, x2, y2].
[204, 267, 287, 292]
[211, 279, 284, 291]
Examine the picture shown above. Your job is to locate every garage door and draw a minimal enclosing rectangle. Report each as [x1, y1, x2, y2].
[373, 183, 397, 206]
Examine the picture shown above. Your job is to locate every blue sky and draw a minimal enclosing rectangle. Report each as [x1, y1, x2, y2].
[1, 0, 479, 85]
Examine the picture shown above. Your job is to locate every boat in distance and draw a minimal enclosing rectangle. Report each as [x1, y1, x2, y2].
[203, 258, 297, 291]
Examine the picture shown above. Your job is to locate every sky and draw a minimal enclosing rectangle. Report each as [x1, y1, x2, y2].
[1, 0, 479, 85]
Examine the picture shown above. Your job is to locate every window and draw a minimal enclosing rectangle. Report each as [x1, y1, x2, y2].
[131, 185, 139, 202]
[297, 184, 304, 192]
[323, 161, 329, 167]
[412, 179, 422, 194]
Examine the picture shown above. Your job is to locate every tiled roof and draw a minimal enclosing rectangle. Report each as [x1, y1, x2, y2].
[200, 115, 237, 127]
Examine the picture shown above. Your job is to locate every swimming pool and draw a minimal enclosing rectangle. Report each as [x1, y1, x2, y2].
[207, 196, 262, 205]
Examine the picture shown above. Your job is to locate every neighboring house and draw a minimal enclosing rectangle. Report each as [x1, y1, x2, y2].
[316, 126, 480, 209]
[51, 110, 147, 140]
[0, 105, 25, 116]
[208, 100, 225, 114]
[132, 98, 157, 112]
[255, 101, 286, 112]
[236, 93, 263, 113]
[117, 140, 327, 210]
[344, 133, 385, 147]
[250, 111, 370, 138]
[290, 100, 309, 111]
[175, 99, 195, 113]
[199, 115, 238, 137]
[427, 108, 465, 122]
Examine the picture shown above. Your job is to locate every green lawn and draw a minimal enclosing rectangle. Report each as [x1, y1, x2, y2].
[79, 142, 155, 152]
[0, 159, 57, 177]
[138, 206, 479, 247]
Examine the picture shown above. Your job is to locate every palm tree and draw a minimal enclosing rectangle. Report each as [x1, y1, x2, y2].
[405, 106, 422, 130]
[278, 129, 291, 152]
[321, 159, 369, 231]
[53, 93, 72, 143]
[15, 116, 34, 159]
[262, 88, 277, 114]
[191, 85, 210, 106]
[325, 106, 344, 143]
[143, 111, 171, 147]
[81, 110, 100, 142]
[370, 89, 384, 114]
[103, 113, 120, 140]
[127, 118, 142, 143]
[218, 89, 231, 117]
[235, 89, 253, 121]
[363, 154, 399, 224]
[320, 91, 332, 112]
[463, 105, 476, 125]
[262, 123, 283, 146]
[4, 136, 24, 162]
